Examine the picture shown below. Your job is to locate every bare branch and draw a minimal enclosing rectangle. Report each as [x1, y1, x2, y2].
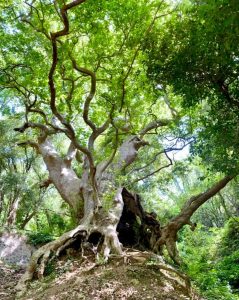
[48, 0, 85, 126]
[132, 151, 172, 183]
[14, 122, 52, 135]
[45, 0, 96, 169]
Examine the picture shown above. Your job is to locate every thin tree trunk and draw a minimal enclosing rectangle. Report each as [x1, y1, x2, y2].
[20, 211, 37, 230]
[0, 190, 4, 218]
[218, 192, 231, 220]
[6, 196, 21, 227]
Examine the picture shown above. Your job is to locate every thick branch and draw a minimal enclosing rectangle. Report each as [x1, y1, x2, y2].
[154, 175, 235, 264]
[14, 122, 50, 133]
[64, 141, 77, 165]
[14, 121, 63, 144]
[17, 140, 39, 152]
[39, 178, 52, 189]
[175, 175, 235, 228]
[118, 136, 149, 170]
[139, 119, 171, 138]
[43, 0, 95, 169]
[96, 127, 119, 179]
[48, 0, 86, 133]
[38, 138, 83, 216]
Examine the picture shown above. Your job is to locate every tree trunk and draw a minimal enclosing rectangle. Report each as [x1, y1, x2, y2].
[16, 124, 234, 294]
[16, 134, 152, 292]
[6, 194, 21, 227]
[16, 157, 234, 294]
[38, 138, 84, 219]
[0, 190, 4, 220]
[20, 211, 37, 230]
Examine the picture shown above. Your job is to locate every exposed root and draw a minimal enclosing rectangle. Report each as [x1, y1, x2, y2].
[165, 238, 182, 266]
[16, 189, 124, 296]
[16, 225, 88, 295]
[102, 226, 123, 261]
[37, 249, 51, 279]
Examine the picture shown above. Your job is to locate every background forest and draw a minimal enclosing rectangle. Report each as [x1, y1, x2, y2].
[0, 0, 239, 299]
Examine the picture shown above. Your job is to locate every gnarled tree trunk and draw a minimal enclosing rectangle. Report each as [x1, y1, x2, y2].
[16, 133, 152, 292]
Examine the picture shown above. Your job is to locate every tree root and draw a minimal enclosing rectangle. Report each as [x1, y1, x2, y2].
[16, 190, 124, 296]
[15, 224, 88, 294]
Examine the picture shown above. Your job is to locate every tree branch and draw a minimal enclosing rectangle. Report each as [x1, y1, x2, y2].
[48, 0, 86, 128]
[64, 141, 77, 165]
[17, 140, 39, 151]
[177, 175, 235, 223]
[132, 151, 172, 183]
[71, 58, 97, 131]
[139, 119, 171, 138]
[154, 174, 236, 264]
[119, 0, 166, 112]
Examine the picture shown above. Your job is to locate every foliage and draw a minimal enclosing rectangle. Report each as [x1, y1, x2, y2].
[217, 250, 239, 291]
[26, 231, 54, 246]
[216, 218, 239, 291]
[145, 0, 239, 173]
[179, 222, 239, 300]
[220, 217, 239, 255]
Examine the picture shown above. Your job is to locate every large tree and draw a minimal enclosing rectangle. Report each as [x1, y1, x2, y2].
[0, 0, 235, 291]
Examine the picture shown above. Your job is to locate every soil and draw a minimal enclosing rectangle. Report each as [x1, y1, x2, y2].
[15, 249, 202, 300]
[0, 260, 24, 300]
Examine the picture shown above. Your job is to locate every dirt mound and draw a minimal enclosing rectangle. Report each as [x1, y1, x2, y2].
[18, 250, 202, 300]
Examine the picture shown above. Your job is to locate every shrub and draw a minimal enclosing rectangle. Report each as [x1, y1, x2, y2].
[27, 232, 54, 246]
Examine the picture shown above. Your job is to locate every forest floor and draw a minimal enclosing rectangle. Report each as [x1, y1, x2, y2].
[0, 260, 24, 300]
[1, 249, 203, 300]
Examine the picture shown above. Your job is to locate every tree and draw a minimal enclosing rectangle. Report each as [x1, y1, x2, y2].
[0, 118, 41, 228]
[0, 0, 235, 291]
